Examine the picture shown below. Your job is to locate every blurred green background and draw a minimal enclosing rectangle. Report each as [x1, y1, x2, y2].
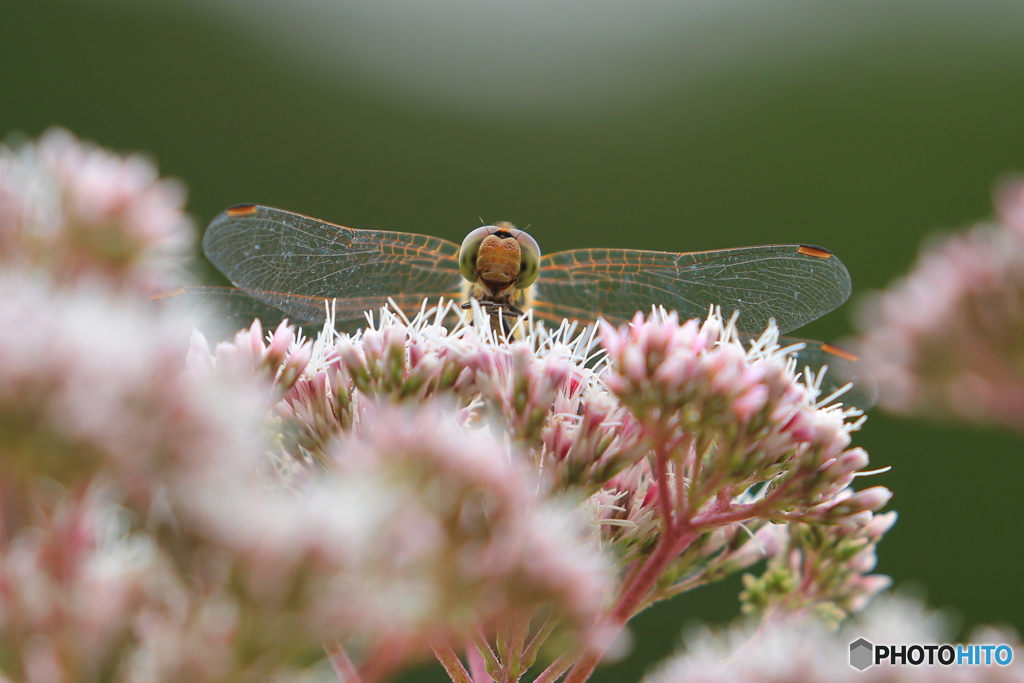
[4, 0, 1023, 679]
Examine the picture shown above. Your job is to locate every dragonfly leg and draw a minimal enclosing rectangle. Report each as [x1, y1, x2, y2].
[460, 300, 524, 318]
[460, 300, 524, 339]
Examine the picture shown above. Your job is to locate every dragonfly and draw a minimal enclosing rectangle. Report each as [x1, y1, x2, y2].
[164, 203, 873, 407]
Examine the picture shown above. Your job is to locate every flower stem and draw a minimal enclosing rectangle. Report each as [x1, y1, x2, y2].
[522, 612, 561, 670]
[472, 630, 503, 680]
[640, 570, 710, 610]
[507, 614, 529, 680]
[360, 640, 408, 683]
[654, 448, 676, 534]
[433, 643, 474, 683]
[532, 652, 576, 683]
[466, 641, 495, 683]
[562, 528, 700, 683]
[324, 639, 362, 683]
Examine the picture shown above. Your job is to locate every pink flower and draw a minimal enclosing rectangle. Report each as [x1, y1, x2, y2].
[857, 179, 1024, 431]
[0, 271, 266, 496]
[185, 401, 612, 657]
[188, 318, 312, 397]
[0, 488, 198, 683]
[645, 593, 1021, 683]
[600, 307, 879, 524]
[0, 128, 194, 293]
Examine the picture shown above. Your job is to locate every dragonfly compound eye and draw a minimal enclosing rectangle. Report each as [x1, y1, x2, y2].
[514, 229, 540, 289]
[459, 225, 492, 283]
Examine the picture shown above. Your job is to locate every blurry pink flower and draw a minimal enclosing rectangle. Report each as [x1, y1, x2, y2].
[644, 593, 1023, 683]
[997, 176, 1024, 237]
[0, 271, 266, 498]
[0, 489, 181, 683]
[856, 180, 1024, 431]
[183, 400, 612, 666]
[126, 592, 241, 683]
[0, 128, 193, 293]
[328, 401, 611, 634]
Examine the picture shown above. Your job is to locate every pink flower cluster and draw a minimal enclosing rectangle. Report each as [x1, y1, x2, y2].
[0, 128, 193, 294]
[179, 308, 628, 675]
[238, 304, 651, 493]
[192, 301, 892, 683]
[0, 491, 165, 683]
[598, 309, 888, 532]
[0, 129, 905, 683]
[0, 273, 265, 496]
[529, 309, 895, 682]
[0, 276, 292, 681]
[857, 180, 1024, 431]
[169, 401, 612, 681]
[646, 593, 1024, 683]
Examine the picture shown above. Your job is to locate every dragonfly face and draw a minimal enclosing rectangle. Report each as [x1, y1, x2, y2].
[176, 204, 872, 406]
[457, 222, 541, 324]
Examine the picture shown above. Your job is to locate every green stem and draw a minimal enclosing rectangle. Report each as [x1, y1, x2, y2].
[522, 612, 561, 670]
[639, 571, 710, 612]
[472, 631, 503, 680]
[497, 621, 511, 668]
[507, 615, 529, 681]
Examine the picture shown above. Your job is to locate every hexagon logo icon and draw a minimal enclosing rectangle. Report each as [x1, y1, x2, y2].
[850, 638, 874, 671]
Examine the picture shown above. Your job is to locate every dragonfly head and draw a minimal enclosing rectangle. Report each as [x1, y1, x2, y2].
[459, 222, 540, 290]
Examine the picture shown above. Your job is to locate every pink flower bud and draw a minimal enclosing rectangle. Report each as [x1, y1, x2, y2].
[846, 574, 894, 612]
[279, 343, 312, 389]
[849, 547, 878, 573]
[598, 319, 621, 357]
[186, 329, 213, 374]
[865, 510, 898, 538]
[245, 319, 264, 359]
[849, 486, 893, 512]
[336, 339, 366, 376]
[820, 447, 870, 481]
[781, 409, 816, 441]
[623, 344, 648, 386]
[362, 328, 384, 362]
[731, 385, 768, 421]
[266, 320, 294, 369]
[825, 486, 892, 519]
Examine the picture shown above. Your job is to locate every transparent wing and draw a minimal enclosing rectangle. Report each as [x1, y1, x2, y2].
[531, 244, 851, 335]
[203, 204, 465, 324]
[151, 286, 319, 340]
[152, 285, 455, 340]
[778, 338, 877, 411]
